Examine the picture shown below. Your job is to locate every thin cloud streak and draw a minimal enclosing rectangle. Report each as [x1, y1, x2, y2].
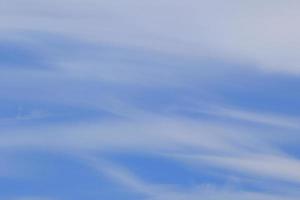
[1, 1, 300, 198]
[1, 0, 300, 73]
[83, 156, 300, 200]
[1, 109, 300, 184]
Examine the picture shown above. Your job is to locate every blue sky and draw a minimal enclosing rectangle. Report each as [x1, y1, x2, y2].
[1, 1, 300, 199]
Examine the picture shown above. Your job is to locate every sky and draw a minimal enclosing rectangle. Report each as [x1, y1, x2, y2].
[0, 0, 300, 199]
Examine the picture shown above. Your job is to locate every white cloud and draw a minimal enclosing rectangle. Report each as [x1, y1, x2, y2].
[0, 116, 240, 152]
[0, 101, 300, 197]
[202, 106, 300, 129]
[83, 156, 300, 200]
[0, 109, 299, 183]
[1, 0, 300, 73]
[1, 1, 300, 198]
[175, 153, 300, 184]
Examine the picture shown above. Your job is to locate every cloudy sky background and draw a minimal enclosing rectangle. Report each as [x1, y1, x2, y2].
[1, 0, 300, 199]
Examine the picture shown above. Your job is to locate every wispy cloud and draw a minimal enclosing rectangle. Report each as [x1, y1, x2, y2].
[1, 108, 299, 184]
[1, 0, 300, 74]
[83, 156, 300, 200]
[1, 1, 300, 199]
